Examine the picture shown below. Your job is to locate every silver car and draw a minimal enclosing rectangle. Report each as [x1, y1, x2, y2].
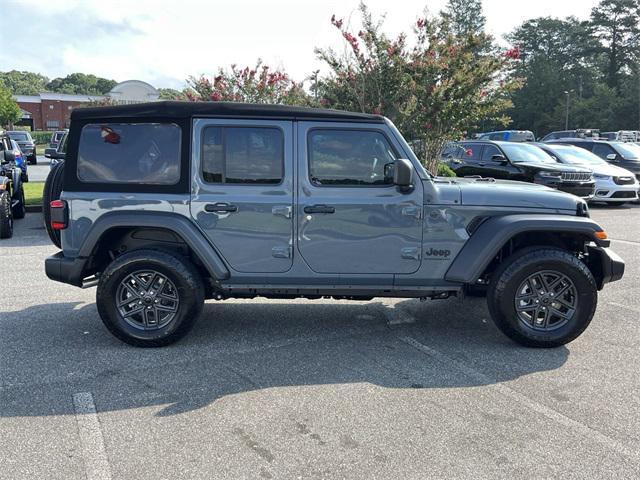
[540, 143, 639, 204]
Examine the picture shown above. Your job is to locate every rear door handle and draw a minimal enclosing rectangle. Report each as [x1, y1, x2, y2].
[304, 204, 335, 214]
[205, 202, 238, 213]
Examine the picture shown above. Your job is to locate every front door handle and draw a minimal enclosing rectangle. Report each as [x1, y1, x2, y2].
[304, 204, 335, 214]
[205, 202, 238, 213]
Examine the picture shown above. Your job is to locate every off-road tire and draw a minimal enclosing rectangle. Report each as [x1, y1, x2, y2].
[0, 191, 13, 239]
[12, 186, 26, 219]
[43, 161, 65, 248]
[96, 249, 205, 347]
[487, 247, 597, 348]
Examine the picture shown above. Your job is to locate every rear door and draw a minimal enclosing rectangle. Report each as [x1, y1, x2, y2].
[190, 119, 294, 273]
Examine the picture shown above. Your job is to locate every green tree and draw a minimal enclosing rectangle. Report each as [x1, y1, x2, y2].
[0, 85, 21, 128]
[46, 73, 117, 95]
[506, 17, 601, 135]
[441, 0, 485, 37]
[589, 0, 640, 91]
[185, 61, 311, 105]
[0, 70, 49, 95]
[316, 2, 519, 172]
[158, 88, 186, 100]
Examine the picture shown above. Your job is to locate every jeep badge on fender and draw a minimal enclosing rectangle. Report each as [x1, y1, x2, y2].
[425, 248, 451, 258]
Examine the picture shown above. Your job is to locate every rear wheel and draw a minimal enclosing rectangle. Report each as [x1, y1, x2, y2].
[43, 161, 64, 247]
[487, 247, 597, 348]
[96, 249, 205, 347]
[0, 191, 14, 239]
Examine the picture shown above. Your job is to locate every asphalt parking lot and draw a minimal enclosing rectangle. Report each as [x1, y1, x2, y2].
[1, 205, 639, 479]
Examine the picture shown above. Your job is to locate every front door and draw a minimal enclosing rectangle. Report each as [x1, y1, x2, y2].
[297, 122, 423, 275]
[190, 119, 294, 273]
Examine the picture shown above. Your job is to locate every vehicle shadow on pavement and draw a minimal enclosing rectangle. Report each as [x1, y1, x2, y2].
[0, 297, 568, 418]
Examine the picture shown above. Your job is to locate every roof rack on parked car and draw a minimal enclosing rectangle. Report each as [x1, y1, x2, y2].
[600, 131, 640, 142]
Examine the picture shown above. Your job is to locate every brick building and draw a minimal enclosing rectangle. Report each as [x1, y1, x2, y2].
[14, 80, 160, 131]
[15, 92, 105, 131]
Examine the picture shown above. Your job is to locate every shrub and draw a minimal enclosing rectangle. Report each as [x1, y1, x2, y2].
[437, 162, 457, 177]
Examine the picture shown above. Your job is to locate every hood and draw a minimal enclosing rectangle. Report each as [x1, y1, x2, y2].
[587, 162, 638, 178]
[432, 177, 582, 211]
[513, 162, 591, 173]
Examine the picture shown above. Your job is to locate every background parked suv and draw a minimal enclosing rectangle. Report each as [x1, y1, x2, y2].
[548, 138, 640, 182]
[537, 143, 638, 204]
[448, 140, 595, 198]
[7, 131, 37, 164]
[44, 102, 623, 349]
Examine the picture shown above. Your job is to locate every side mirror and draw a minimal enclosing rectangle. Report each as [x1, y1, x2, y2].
[3, 150, 15, 164]
[44, 148, 56, 158]
[606, 153, 617, 161]
[491, 154, 507, 164]
[393, 158, 414, 192]
[50, 151, 66, 160]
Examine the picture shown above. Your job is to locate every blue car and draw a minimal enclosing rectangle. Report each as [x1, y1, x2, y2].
[9, 139, 28, 182]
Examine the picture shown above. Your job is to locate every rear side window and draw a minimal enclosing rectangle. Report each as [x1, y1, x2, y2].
[77, 123, 181, 184]
[201, 127, 283, 184]
[460, 143, 482, 161]
[308, 129, 397, 186]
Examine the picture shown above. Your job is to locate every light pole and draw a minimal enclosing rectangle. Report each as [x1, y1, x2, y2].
[564, 90, 571, 130]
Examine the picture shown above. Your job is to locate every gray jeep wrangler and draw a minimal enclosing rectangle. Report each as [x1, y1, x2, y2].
[44, 102, 624, 348]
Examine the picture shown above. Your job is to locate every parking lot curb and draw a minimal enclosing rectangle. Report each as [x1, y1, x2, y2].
[26, 205, 43, 213]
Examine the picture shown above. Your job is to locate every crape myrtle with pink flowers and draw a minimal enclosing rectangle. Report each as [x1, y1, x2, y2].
[180, 0, 520, 174]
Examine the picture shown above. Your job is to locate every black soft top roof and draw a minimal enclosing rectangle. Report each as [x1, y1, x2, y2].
[71, 101, 385, 123]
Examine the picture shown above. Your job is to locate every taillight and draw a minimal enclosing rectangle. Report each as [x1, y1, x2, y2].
[50, 199, 68, 230]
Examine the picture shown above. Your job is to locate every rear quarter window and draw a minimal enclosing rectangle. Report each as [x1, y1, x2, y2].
[77, 123, 181, 184]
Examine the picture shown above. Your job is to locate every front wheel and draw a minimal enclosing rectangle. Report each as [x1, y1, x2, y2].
[96, 249, 205, 347]
[0, 191, 13, 239]
[487, 248, 597, 348]
[12, 187, 26, 219]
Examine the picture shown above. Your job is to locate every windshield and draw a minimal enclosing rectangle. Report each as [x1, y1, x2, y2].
[9, 132, 29, 141]
[614, 142, 640, 159]
[500, 143, 556, 163]
[546, 145, 605, 165]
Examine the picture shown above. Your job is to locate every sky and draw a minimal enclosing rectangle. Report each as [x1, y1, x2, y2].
[1, 0, 601, 90]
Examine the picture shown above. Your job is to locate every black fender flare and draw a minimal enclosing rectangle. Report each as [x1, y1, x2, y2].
[79, 211, 230, 280]
[444, 214, 608, 284]
[11, 168, 22, 199]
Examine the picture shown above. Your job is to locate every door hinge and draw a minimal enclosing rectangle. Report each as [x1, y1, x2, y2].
[272, 205, 292, 219]
[271, 245, 291, 258]
[401, 206, 422, 219]
[401, 247, 420, 260]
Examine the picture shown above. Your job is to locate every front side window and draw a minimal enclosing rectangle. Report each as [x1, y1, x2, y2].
[592, 143, 615, 159]
[77, 123, 181, 184]
[308, 130, 397, 186]
[481, 144, 502, 161]
[201, 127, 283, 184]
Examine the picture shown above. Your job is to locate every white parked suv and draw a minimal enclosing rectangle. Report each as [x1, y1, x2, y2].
[539, 143, 639, 204]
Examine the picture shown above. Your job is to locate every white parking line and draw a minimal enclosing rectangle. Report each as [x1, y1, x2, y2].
[73, 392, 112, 480]
[398, 335, 640, 463]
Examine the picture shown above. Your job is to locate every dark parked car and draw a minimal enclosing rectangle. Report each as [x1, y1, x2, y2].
[0, 131, 27, 238]
[547, 138, 640, 182]
[540, 129, 600, 142]
[44, 129, 68, 158]
[447, 140, 595, 199]
[7, 131, 37, 164]
[476, 130, 535, 142]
